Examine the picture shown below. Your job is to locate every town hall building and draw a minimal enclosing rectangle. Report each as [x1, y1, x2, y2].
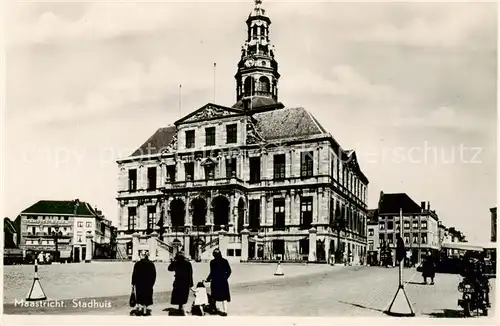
[116, 0, 369, 264]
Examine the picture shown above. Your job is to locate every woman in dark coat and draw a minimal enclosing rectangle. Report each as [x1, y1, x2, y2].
[131, 251, 157, 316]
[168, 251, 193, 314]
[421, 254, 436, 285]
[206, 248, 231, 316]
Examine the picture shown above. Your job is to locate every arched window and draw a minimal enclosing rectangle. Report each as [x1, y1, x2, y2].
[257, 76, 270, 94]
[244, 77, 253, 96]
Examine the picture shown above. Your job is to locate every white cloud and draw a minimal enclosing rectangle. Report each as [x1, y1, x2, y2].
[392, 105, 488, 131]
[285, 65, 396, 100]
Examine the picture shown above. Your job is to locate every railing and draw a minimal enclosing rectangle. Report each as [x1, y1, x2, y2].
[156, 238, 175, 253]
[201, 237, 219, 253]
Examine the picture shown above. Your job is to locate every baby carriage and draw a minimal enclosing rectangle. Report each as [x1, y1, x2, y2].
[190, 281, 217, 316]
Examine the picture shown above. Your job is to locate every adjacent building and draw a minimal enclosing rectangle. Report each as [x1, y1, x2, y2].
[4, 217, 20, 249]
[116, 0, 369, 263]
[18, 200, 114, 262]
[366, 209, 380, 265]
[375, 192, 440, 265]
[491, 207, 497, 243]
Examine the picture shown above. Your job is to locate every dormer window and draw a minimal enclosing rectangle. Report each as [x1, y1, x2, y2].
[185, 130, 195, 149]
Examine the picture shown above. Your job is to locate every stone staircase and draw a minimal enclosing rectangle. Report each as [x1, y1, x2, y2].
[116, 244, 129, 260]
[199, 237, 220, 261]
[155, 238, 175, 262]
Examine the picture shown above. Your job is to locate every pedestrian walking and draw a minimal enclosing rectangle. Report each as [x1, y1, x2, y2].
[131, 250, 156, 316]
[168, 251, 193, 315]
[421, 254, 436, 285]
[206, 248, 231, 316]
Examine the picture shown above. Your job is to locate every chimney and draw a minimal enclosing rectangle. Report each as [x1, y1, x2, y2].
[421, 201, 426, 212]
[427, 201, 430, 210]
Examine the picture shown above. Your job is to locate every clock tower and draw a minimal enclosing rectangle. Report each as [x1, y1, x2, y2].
[233, 0, 281, 109]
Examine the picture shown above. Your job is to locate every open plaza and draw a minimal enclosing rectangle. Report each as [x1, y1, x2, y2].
[3, 261, 496, 318]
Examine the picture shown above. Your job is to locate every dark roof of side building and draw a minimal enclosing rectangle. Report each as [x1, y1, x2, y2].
[22, 200, 99, 216]
[130, 126, 176, 157]
[378, 193, 422, 214]
[4, 218, 17, 234]
[367, 209, 379, 224]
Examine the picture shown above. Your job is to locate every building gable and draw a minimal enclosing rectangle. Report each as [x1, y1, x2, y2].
[175, 103, 244, 125]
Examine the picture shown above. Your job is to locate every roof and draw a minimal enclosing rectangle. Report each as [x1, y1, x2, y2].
[366, 209, 378, 224]
[378, 193, 423, 214]
[22, 200, 99, 216]
[232, 96, 278, 110]
[130, 126, 176, 157]
[4, 218, 17, 234]
[253, 107, 326, 140]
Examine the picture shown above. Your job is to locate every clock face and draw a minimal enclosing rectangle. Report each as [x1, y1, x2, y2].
[245, 59, 255, 67]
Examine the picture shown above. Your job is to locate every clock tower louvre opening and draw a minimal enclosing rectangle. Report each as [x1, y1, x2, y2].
[233, 0, 281, 110]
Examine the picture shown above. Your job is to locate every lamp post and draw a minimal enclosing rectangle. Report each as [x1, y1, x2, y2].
[51, 226, 63, 263]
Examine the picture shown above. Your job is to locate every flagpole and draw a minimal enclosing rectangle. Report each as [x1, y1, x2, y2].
[399, 208, 403, 287]
[213, 63, 216, 103]
[179, 84, 182, 118]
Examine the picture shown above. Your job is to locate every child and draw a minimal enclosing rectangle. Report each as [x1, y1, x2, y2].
[191, 281, 208, 316]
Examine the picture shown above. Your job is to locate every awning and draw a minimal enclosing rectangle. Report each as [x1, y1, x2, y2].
[441, 242, 488, 252]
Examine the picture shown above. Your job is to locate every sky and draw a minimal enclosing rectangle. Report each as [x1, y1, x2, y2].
[4, 1, 497, 242]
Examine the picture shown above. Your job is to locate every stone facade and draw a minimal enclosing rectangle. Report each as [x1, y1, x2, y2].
[116, 1, 369, 264]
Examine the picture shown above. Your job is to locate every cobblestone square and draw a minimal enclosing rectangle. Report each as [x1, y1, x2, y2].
[3, 262, 496, 319]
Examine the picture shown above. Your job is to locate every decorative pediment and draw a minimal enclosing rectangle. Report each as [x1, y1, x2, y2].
[161, 133, 178, 154]
[246, 117, 266, 145]
[176, 104, 243, 125]
[346, 151, 360, 170]
[200, 157, 217, 166]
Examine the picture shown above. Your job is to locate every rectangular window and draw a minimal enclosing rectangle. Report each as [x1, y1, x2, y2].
[387, 221, 394, 230]
[421, 233, 427, 244]
[205, 127, 216, 146]
[167, 165, 176, 183]
[128, 169, 137, 191]
[404, 233, 410, 244]
[368, 228, 374, 236]
[128, 207, 137, 231]
[413, 221, 419, 229]
[273, 198, 285, 230]
[404, 221, 410, 229]
[379, 234, 384, 242]
[301, 151, 314, 178]
[185, 130, 195, 149]
[226, 124, 237, 144]
[379, 222, 385, 230]
[300, 197, 313, 230]
[249, 157, 261, 183]
[147, 167, 157, 190]
[185, 162, 194, 181]
[412, 233, 419, 244]
[204, 165, 215, 180]
[421, 220, 428, 229]
[226, 158, 237, 178]
[249, 199, 261, 231]
[77, 233, 83, 243]
[77, 221, 83, 227]
[86, 222, 91, 228]
[147, 206, 156, 231]
[273, 154, 286, 180]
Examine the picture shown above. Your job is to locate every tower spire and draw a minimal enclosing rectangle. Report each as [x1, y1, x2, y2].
[233, 0, 280, 110]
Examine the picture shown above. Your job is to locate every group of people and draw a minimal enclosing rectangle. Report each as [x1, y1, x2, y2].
[131, 248, 232, 316]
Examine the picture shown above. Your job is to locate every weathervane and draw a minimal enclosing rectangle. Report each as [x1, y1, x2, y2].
[255, 0, 262, 6]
